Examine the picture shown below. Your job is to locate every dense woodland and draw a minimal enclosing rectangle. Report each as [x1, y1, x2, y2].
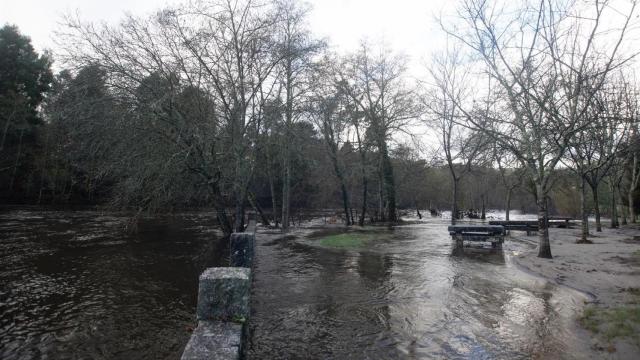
[2, 0, 640, 258]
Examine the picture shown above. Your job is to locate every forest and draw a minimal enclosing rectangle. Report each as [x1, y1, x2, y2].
[2, 0, 639, 258]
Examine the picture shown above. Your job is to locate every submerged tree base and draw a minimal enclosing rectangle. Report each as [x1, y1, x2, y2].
[537, 245, 553, 259]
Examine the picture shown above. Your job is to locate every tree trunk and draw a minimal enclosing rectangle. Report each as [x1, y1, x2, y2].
[505, 189, 512, 221]
[206, 178, 233, 237]
[591, 183, 602, 232]
[629, 188, 635, 224]
[233, 190, 246, 233]
[269, 173, 278, 228]
[621, 192, 628, 225]
[280, 52, 295, 231]
[359, 176, 368, 226]
[329, 148, 351, 226]
[536, 183, 552, 258]
[630, 152, 638, 223]
[354, 125, 368, 226]
[480, 194, 486, 220]
[451, 178, 459, 225]
[378, 139, 397, 222]
[37, 167, 46, 205]
[378, 173, 385, 222]
[8, 128, 25, 192]
[281, 149, 290, 230]
[615, 182, 626, 225]
[610, 181, 618, 228]
[339, 181, 351, 226]
[579, 177, 589, 243]
[248, 192, 270, 227]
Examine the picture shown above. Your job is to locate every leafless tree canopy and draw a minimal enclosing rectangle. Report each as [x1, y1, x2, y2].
[4, 0, 640, 259]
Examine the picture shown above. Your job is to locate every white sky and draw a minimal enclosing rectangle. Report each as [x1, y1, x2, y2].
[4, 0, 635, 152]
[0, 0, 450, 74]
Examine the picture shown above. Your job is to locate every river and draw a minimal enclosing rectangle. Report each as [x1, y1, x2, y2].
[1, 209, 593, 359]
[0, 208, 226, 359]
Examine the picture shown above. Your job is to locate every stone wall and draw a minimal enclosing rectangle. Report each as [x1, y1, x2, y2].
[181, 221, 256, 360]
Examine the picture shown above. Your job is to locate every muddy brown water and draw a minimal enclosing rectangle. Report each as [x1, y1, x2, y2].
[0, 208, 226, 359]
[1, 209, 593, 359]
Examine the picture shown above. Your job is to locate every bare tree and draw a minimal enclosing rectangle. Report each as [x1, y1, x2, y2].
[626, 131, 640, 223]
[425, 48, 488, 224]
[439, 0, 638, 257]
[335, 42, 421, 222]
[307, 73, 352, 225]
[59, 0, 284, 235]
[566, 74, 632, 242]
[273, 0, 324, 230]
[495, 148, 524, 221]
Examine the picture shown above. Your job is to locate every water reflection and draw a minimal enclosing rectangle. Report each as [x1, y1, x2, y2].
[249, 220, 592, 359]
[357, 251, 393, 285]
[449, 245, 506, 265]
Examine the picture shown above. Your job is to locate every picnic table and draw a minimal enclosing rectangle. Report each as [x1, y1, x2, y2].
[448, 225, 505, 248]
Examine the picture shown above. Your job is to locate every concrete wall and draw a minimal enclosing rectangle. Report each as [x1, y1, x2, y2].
[181, 221, 256, 360]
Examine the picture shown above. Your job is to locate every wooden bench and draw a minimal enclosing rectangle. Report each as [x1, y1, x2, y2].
[548, 217, 576, 228]
[448, 225, 505, 248]
[489, 220, 538, 235]
[490, 218, 576, 234]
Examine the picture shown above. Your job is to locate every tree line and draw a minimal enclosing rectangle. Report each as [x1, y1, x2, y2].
[1, 0, 640, 258]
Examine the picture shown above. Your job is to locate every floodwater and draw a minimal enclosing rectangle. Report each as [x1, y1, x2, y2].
[1, 208, 594, 360]
[248, 218, 594, 359]
[0, 208, 226, 360]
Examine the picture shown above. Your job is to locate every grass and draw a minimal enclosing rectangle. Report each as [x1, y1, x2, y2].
[627, 287, 640, 297]
[318, 233, 375, 248]
[580, 305, 640, 345]
[231, 314, 246, 324]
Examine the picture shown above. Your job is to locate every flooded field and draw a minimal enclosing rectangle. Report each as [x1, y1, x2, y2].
[248, 218, 594, 359]
[0, 208, 226, 360]
[1, 209, 595, 359]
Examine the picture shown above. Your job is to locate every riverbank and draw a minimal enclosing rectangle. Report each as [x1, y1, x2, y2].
[510, 225, 640, 358]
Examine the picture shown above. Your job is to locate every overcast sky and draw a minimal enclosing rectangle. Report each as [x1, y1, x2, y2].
[0, 0, 450, 72]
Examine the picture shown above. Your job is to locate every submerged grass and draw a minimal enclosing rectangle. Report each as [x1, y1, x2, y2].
[318, 233, 376, 248]
[580, 305, 640, 345]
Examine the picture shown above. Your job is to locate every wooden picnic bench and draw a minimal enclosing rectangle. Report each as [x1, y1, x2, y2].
[548, 216, 576, 228]
[489, 218, 577, 235]
[489, 220, 539, 235]
[448, 225, 505, 248]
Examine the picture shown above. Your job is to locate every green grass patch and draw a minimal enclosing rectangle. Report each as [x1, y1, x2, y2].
[318, 233, 375, 248]
[232, 314, 246, 324]
[626, 287, 640, 297]
[580, 305, 640, 344]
